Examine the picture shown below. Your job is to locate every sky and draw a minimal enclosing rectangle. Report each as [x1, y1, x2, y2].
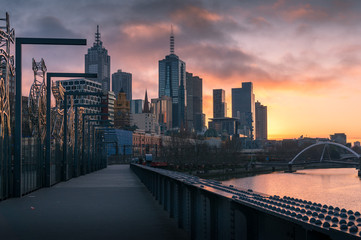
[2, 0, 361, 142]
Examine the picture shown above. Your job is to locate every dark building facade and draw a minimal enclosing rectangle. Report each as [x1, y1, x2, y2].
[232, 82, 255, 139]
[213, 89, 226, 118]
[158, 28, 186, 129]
[208, 117, 238, 136]
[112, 69, 132, 102]
[255, 101, 267, 141]
[186, 72, 204, 132]
[85, 25, 111, 91]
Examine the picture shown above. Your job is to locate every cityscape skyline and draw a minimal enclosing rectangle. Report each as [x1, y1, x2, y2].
[4, 0, 361, 141]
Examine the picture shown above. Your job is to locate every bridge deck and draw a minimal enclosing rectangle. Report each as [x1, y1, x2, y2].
[0, 165, 189, 240]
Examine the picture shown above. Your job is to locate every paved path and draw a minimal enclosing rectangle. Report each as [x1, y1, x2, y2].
[0, 165, 189, 240]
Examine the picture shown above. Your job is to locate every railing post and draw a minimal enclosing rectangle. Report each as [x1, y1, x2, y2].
[74, 107, 78, 177]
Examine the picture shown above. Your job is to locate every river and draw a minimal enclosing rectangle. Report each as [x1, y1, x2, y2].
[222, 168, 361, 212]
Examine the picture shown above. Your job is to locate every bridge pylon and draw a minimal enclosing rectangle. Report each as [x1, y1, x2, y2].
[284, 164, 295, 173]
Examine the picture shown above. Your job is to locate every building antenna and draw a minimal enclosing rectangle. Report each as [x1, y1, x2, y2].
[170, 25, 174, 54]
[95, 25, 101, 45]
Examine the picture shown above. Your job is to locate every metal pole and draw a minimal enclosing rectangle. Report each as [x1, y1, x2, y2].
[87, 121, 91, 173]
[74, 107, 78, 177]
[45, 74, 51, 187]
[82, 114, 85, 175]
[14, 39, 22, 197]
[91, 125, 95, 171]
[63, 93, 68, 181]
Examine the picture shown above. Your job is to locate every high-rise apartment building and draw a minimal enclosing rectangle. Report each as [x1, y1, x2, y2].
[112, 69, 132, 101]
[56, 78, 102, 114]
[158, 27, 186, 129]
[85, 25, 111, 91]
[213, 89, 226, 118]
[186, 72, 203, 132]
[255, 101, 267, 141]
[101, 91, 116, 126]
[232, 82, 255, 139]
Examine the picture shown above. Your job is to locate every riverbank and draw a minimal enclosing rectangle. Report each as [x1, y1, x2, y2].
[192, 164, 357, 181]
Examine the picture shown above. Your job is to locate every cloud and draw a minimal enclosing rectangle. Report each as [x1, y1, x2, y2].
[246, 16, 272, 29]
[20, 16, 80, 38]
[282, 4, 328, 21]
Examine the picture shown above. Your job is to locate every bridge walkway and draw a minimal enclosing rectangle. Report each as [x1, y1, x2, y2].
[0, 165, 189, 240]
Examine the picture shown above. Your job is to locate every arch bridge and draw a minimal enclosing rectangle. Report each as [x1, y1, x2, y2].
[250, 142, 361, 176]
[288, 141, 360, 164]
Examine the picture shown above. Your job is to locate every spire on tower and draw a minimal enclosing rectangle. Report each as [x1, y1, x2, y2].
[170, 25, 174, 54]
[95, 25, 101, 46]
[143, 90, 151, 113]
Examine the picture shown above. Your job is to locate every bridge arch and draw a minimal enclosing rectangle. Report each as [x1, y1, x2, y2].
[288, 142, 360, 164]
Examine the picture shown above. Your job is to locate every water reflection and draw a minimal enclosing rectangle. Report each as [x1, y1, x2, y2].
[222, 168, 361, 211]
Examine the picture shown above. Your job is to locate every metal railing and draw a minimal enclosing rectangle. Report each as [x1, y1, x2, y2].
[131, 164, 361, 240]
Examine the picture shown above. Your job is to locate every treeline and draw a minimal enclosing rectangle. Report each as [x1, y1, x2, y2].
[159, 136, 249, 171]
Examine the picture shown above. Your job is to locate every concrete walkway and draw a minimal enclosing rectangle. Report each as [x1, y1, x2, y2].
[0, 165, 190, 240]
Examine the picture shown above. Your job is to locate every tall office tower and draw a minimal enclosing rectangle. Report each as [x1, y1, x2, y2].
[232, 82, 255, 139]
[158, 26, 186, 129]
[112, 69, 132, 101]
[186, 72, 204, 132]
[85, 25, 111, 91]
[151, 96, 172, 133]
[255, 101, 267, 141]
[131, 99, 143, 114]
[213, 89, 226, 118]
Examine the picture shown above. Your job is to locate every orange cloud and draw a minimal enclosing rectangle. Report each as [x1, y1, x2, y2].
[282, 4, 328, 21]
[172, 5, 222, 24]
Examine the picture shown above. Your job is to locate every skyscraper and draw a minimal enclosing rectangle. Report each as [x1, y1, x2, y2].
[151, 96, 172, 133]
[255, 101, 267, 140]
[158, 26, 186, 129]
[213, 89, 226, 118]
[232, 82, 255, 139]
[85, 25, 111, 91]
[112, 69, 132, 101]
[131, 99, 143, 114]
[186, 72, 204, 132]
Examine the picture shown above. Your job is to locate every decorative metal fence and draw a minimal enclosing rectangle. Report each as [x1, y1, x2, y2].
[0, 12, 108, 200]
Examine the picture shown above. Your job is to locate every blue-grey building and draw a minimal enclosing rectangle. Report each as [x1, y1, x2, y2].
[158, 27, 186, 129]
[213, 89, 226, 118]
[104, 129, 132, 156]
[131, 99, 143, 114]
[232, 82, 255, 139]
[112, 69, 132, 102]
[85, 25, 111, 91]
[186, 72, 204, 132]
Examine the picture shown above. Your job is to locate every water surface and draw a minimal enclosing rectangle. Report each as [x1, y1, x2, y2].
[222, 168, 361, 211]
